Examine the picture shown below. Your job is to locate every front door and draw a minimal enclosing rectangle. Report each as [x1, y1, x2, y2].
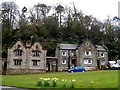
[97, 60, 100, 69]
[72, 59, 76, 67]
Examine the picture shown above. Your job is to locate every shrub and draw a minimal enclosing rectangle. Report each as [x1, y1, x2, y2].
[36, 81, 43, 86]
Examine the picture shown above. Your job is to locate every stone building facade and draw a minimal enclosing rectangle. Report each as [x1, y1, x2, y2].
[6, 39, 108, 74]
[7, 40, 47, 74]
[55, 40, 108, 71]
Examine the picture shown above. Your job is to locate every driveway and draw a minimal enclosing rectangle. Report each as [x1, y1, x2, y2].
[0, 86, 32, 90]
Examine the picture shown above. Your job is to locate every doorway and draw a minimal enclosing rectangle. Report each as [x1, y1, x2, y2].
[72, 59, 76, 67]
[46, 62, 50, 71]
[97, 60, 100, 69]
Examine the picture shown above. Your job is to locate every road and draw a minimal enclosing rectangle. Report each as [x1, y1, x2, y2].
[0, 86, 31, 90]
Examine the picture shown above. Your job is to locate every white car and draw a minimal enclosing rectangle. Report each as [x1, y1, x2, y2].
[111, 63, 120, 69]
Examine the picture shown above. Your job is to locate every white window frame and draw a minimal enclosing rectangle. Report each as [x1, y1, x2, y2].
[85, 51, 91, 56]
[62, 51, 66, 56]
[62, 59, 66, 64]
[100, 52, 104, 57]
[84, 59, 92, 64]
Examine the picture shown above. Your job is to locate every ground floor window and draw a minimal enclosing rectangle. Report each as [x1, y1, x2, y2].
[14, 59, 22, 65]
[101, 60, 105, 65]
[84, 59, 92, 64]
[32, 60, 40, 66]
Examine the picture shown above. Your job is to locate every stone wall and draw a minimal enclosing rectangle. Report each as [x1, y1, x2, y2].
[7, 68, 46, 75]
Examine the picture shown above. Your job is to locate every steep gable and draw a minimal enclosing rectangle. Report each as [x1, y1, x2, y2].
[11, 40, 26, 51]
[30, 42, 43, 50]
[78, 39, 97, 50]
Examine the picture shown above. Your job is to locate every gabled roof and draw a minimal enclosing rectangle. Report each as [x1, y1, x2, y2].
[8, 39, 26, 49]
[57, 44, 78, 50]
[78, 39, 96, 48]
[95, 45, 108, 51]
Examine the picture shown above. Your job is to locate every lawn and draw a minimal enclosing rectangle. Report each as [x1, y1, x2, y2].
[1, 70, 118, 88]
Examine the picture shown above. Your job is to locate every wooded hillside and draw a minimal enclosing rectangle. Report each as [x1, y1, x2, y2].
[1, 1, 120, 60]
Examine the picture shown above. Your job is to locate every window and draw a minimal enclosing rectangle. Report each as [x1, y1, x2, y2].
[62, 51, 66, 56]
[14, 50, 23, 56]
[14, 59, 22, 65]
[101, 60, 105, 65]
[100, 52, 104, 57]
[86, 43, 89, 46]
[72, 51, 76, 56]
[62, 59, 66, 64]
[84, 59, 92, 64]
[32, 60, 40, 66]
[85, 51, 91, 56]
[14, 44, 23, 56]
[32, 50, 41, 57]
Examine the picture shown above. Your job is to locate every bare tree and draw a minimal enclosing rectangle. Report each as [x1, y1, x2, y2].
[0, 1, 19, 30]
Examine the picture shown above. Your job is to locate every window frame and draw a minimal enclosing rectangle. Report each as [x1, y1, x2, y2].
[14, 59, 22, 65]
[85, 51, 91, 56]
[100, 52, 104, 57]
[84, 59, 92, 64]
[62, 59, 66, 64]
[62, 51, 66, 56]
[32, 50, 41, 57]
[32, 60, 40, 66]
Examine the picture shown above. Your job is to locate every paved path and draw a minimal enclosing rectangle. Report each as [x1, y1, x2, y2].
[0, 86, 31, 90]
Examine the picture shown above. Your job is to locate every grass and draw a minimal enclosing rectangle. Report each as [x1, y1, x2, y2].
[1, 70, 118, 88]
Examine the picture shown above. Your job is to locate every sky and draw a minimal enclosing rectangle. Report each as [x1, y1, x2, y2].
[0, 0, 120, 21]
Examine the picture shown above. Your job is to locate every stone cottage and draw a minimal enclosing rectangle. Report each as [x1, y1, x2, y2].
[7, 40, 47, 74]
[6, 39, 108, 74]
[55, 39, 108, 71]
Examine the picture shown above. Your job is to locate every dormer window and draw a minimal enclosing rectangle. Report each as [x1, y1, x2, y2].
[85, 51, 91, 56]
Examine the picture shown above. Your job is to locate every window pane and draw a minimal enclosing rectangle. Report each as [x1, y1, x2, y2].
[62, 60, 66, 64]
[62, 51, 66, 56]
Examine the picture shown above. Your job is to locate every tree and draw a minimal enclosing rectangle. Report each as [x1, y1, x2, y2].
[55, 4, 64, 27]
[1, 1, 19, 30]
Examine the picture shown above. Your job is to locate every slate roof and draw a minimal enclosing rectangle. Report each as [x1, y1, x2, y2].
[95, 45, 107, 51]
[57, 44, 78, 50]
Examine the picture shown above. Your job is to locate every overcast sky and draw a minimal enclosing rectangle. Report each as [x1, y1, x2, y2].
[0, 0, 120, 21]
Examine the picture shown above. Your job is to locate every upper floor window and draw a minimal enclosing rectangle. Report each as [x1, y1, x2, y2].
[62, 51, 66, 56]
[14, 59, 22, 65]
[14, 44, 23, 56]
[32, 50, 41, 57]
[62, 59, 66, 64]
[72, 51, 76, 56]
[85, 51, 91, 56]
[14, 49, 23, 56]
[100, 52, 104, 57]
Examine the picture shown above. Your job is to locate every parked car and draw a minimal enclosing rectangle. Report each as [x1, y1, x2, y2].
[68, 66, 85, 73]
[109, 60, 120, 70]
[109, 61, 116, 67]
[111, 63, 120, 70]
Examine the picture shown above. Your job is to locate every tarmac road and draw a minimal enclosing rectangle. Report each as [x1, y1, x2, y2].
[0, 86, 32, 90]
